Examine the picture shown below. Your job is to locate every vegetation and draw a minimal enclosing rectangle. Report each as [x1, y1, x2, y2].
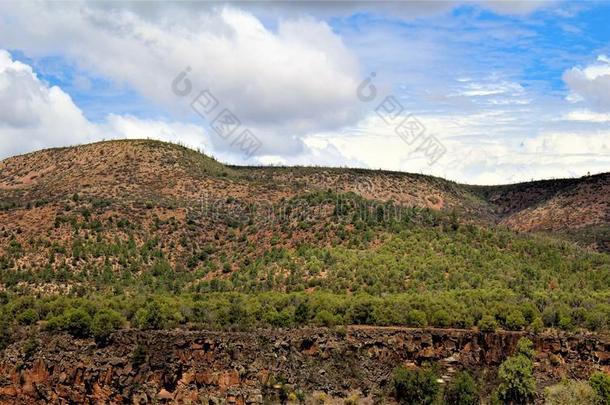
[393, 365, 440, 405]
[544, 380, 598, 405]
[496, 338, 536, 404]
[0, 141, 608, 402]
[0, 190, 608, 337]
[589, 371, 610, 405]
[444, 371, 479, 405]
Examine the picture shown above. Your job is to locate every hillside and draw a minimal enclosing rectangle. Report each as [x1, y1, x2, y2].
[469, 174, 610, 252]
[0, 139, 609, 404]
[0, 139, 608, 338]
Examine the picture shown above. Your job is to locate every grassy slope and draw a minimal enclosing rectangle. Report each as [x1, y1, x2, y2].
[0, 140, 608, 338]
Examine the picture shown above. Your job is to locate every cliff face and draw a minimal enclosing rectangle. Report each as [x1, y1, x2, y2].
[0, 327, 608, 404]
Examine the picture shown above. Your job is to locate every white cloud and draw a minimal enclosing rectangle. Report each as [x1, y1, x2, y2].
[563, 55, 610, 111]
[0, 49, 97, 158]
[0, 49, 343, 166]
[0, 2, 608, 186]
[562, 110, 610, 123]
[0, 50, 215, 160]
[0, 2, 364, 156]
[0, 48, 608, 185]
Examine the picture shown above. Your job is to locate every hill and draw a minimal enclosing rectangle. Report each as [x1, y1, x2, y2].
[0, 139, 609, 340]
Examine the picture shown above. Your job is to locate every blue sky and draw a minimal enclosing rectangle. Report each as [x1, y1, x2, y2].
[0, 1, 609, 184]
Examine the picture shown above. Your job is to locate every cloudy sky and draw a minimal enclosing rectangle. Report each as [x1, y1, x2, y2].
[0, 1, 609, 184]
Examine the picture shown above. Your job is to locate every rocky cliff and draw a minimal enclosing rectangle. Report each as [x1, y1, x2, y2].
[0, 327, 608, 404]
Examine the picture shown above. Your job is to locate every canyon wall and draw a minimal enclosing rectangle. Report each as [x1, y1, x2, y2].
[0, 327, 608, 404]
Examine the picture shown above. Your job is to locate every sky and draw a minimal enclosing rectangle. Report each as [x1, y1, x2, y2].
[0, 1, 609, 185]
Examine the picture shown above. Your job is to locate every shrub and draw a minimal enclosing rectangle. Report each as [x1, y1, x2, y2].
[22, 334, 39, 361]
[558, 312, 574, 331]
[91, 309, 124, 341]
[131, 344, 147, 367]
[431, 309, 451, 328]
[542, 306, 558, 327]
[529, 317, 544, 333]
[585, 309, 607, 331]
[393, 365, 440, 405]
[0, 313, 12, 351]
[589, 371, 610, 405]
[496, 338, 536, 404]
[134, 300, 167, 330]
[544, 380, 597, 405]
[478, 314, 498, 332]
[314, 310, 340, 327]
[47, 307, 93, 337]
[444, 370, 479, 405]
[505, 309, 526, 331]
[515, 337, 536, 359]
[17, 308, 38, 326]
[406, 309, 427, 327]
[349, 298, 376, 324]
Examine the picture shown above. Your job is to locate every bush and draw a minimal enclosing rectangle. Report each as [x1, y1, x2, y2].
[544, 380, 598, 405]
[529, 317, 544, 333]
[558, 312, 574, 331]
[478, 314, 498, 332]
[505, 309, 526, 331]
[0, 312, 13, 351]
[444, 370, 479, 405]
[16, 308, 38, 325]
[589, 371, 610, 405]
[314, 310, 341, 327]
[131, 344, 147, 367]
[406, 309, 427, 327]
[91, 309, 124, 341]
[585, 309, 607, 332]
[349, 299, 376, 324]
[496, 338, 536, 404]
[393, 365, 440, 405]
[134, 300, 167, 330]
[515, 337, 536, 359]
[431, 309, 451, 328]
[47, 307, 93, 337]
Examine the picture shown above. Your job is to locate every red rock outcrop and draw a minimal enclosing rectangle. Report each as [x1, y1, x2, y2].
[0, 327, 608, 404]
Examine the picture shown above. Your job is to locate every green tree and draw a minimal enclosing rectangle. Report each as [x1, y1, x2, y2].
[314, 309, 340, 327]
[589, 371, 610, 405]
[496, 338, 536, 404]
[406, 309, 427, 327]
[478, 314, 498, 332]
[444, 371, 479, 405]
[134, 301, 166, 330]
[505, 309, 526, 331]
[91, 309, 124, 341]
[16, 308, 38, 326]
[53, 307, 93, 337]
[431, 309, 451, 328]
[393, 365, 440, 405]
[0, 312, 13, 350]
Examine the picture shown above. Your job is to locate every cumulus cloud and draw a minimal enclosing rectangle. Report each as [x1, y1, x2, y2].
[0, 2, 607, 185]
[0, 49, 346, 166]
[0, 50, 213, 159]
[0, 2, 363, 156]
[563, 55, 610, 111]
[0, 49, 97, 158]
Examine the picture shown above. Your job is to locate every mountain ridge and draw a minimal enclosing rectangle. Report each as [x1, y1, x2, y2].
[0, 138, 609, 339]
[1, 139, 608, 251]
